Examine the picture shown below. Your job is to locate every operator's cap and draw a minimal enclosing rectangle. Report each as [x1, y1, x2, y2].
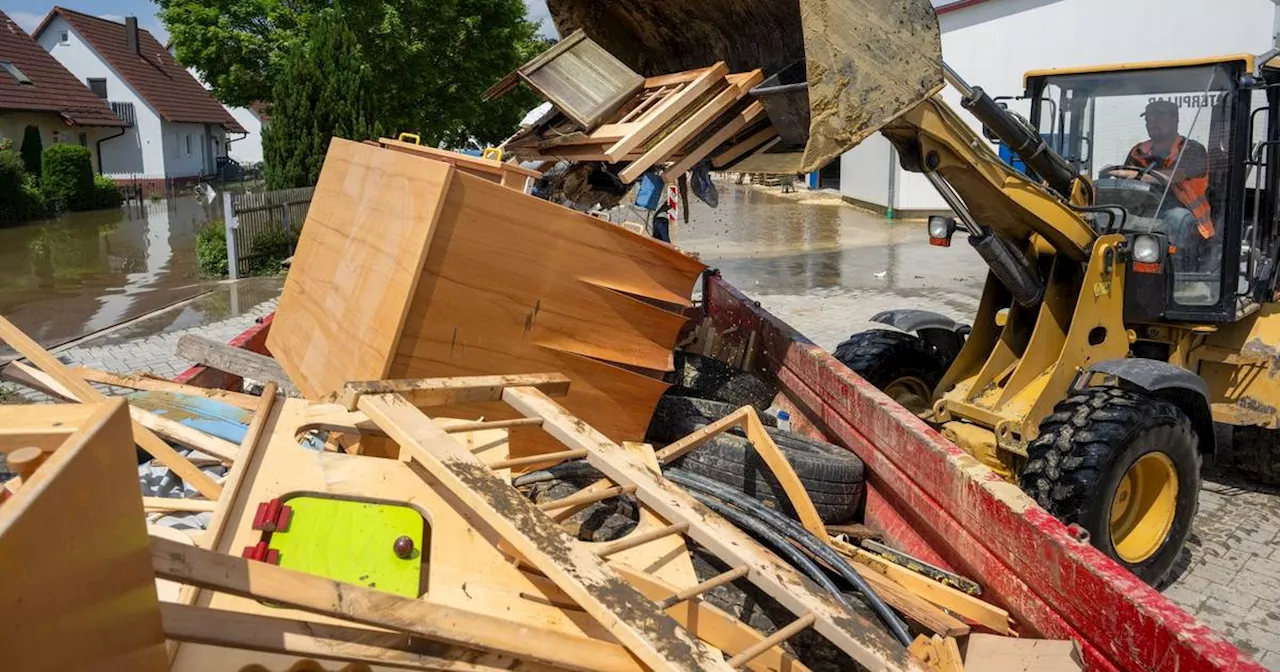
[1142, 100, 1180, 118]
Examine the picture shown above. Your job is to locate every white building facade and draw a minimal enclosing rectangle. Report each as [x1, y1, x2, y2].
[841, 0, 1280, 215]
[34, 9, 244, 194]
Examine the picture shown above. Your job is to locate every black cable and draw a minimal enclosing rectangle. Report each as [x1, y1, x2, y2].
[668, 469, 914, 647]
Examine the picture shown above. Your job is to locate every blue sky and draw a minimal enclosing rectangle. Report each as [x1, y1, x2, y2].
[3, 0, 556, 42]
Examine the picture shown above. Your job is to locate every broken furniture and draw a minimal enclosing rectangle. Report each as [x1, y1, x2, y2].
[373, 136, 543, 193]
[268, 138, 705, 457]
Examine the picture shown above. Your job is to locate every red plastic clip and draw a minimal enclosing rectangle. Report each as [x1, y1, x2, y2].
[251, 498, 292, 532]
[242, 541, 269, 562]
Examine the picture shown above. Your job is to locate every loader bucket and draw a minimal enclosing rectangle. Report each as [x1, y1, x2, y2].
[546, 0, 944, 172]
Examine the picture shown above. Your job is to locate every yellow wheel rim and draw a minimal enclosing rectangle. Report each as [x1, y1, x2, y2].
[883, 376, 933, 416]
[1109, 452, 1178, 564]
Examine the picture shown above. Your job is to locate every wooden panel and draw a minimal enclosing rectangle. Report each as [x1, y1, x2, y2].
[664, 101, 767, 180]
[391, 167, 702, 448]
[268, 139, 456, 399]
[519, 29, 645, 129]
[0, 400, 167, 672]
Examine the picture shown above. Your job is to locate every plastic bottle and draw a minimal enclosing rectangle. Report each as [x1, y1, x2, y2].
[776, 410, 792, 432]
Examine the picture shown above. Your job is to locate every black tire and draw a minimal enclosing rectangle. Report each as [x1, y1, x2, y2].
[832, 330, 949, 413]
[646, 395, 775, 444]
[672, 352, 778, 412]
[1019, 386, 1201, 585]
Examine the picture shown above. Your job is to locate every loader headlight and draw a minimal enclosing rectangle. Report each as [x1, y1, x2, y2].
[1133, 235, 1161, 263]
[928, 216, 957, 247]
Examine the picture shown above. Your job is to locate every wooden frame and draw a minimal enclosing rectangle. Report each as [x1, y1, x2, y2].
[377, 138, 541, 193]
[664, 100, 767, 180]
[603, 63, 729, 162]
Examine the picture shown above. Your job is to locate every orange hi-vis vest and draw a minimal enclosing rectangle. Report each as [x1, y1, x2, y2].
[1129, 136, 1214, 239]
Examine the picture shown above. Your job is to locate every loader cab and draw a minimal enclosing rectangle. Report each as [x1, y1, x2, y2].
[1024, 55, 1280, 324]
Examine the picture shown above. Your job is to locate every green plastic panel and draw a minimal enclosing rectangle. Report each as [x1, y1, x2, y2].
[270, 496, 425, 598]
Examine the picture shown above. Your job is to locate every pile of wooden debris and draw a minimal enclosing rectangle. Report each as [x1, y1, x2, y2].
[0, 136, 1084, 672]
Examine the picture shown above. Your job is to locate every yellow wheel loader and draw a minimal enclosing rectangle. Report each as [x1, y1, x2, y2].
[549, 0, 1280, 585]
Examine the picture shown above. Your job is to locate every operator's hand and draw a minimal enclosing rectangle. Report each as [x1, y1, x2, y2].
[1109, 168, 1139, 179]
[1140, 173, 1159, 184]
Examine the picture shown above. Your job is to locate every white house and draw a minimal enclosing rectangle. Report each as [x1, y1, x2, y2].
[840, 0, 1280, 216]
[171, 44, 266, 166]
[33, 8, 245, 195]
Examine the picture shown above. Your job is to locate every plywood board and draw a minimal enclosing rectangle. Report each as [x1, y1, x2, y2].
[0, 400, 167, 672]
[268, 140, 456, 399]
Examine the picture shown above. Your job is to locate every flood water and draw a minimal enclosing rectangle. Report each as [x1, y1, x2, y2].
[0, 194, 226, 350]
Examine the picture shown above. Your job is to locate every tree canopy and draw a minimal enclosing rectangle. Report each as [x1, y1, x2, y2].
[159, 0, 544, 148]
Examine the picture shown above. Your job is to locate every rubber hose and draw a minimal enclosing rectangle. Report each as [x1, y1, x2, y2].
[668, 468, 913, 647]
[683, 489, 858, 616]
[512, 460, 601, 487]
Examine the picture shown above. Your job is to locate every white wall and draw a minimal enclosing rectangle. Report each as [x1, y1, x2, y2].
[842, 0, 1280, 212]
[225, 107, 263, 164]
[840, 133, 894, 207]
[159, 121, 227, 178]
[38, 15, 163, 179]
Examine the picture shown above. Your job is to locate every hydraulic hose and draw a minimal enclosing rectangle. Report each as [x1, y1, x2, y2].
[668, 469, 914, 647]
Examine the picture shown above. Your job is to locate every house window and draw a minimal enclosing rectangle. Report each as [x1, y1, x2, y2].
[59, 31, 70, 45]
[87, 78, 107, 99]
[78, 133, 87, 147]
[185, 134, 191, 155]
[0, 61, 32, 85]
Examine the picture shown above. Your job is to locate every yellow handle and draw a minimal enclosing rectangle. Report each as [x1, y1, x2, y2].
[482, 147, 504, 162]
[398, 132, 421, 145]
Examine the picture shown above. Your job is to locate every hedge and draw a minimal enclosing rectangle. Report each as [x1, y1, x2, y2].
[93, 175, 123, 209]
[196, 221, 229, 277]
[0, 149, 45, 224]
[41, 144, 95, 212]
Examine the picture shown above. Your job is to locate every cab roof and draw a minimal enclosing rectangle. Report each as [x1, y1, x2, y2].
[1023, 54, 1256, 86]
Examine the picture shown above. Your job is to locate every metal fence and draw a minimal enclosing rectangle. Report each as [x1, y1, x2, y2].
[223, 186, 314, 279]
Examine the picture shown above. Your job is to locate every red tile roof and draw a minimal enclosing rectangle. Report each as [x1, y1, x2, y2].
[0, 10, 125, 126]
[36, 8, 246, 133]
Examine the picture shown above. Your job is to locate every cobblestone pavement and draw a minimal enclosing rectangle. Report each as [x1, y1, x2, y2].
[685, 182, 1280, 668]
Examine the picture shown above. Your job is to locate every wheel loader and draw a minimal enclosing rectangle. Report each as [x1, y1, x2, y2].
[547, 0, 1280, 585]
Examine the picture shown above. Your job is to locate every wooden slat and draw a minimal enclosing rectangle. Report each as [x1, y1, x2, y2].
[656, 566, 750, 609]
[195, 383, 278, 551]
[175, 334, 299, 397]
[725, 613, 816, 669]
[149, 535, 642, 672]
[664, 101, 768, 179]
[143, 497, 217, 513]
[0, 322, 222, 500]
[358, 393, 733, 672]
[619, 70, 765, 184]
[712, 126, 779, 169]
[160, 603, 538, 672]
[489, 448, 587, 470]
[502, 387, 917, 672]
[71, 367, 260, 410]
[595, 522, 689, 558]
[130, 407, 238, 464]
[338, 373, 571, 411]
[604, 63, 729, 162]
[445, 417, 544, 434]
[539, 484, 636, 512]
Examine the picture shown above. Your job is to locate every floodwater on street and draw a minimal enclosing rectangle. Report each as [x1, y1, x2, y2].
[0, 194, 226, 352]
[679, 180, 985, 349]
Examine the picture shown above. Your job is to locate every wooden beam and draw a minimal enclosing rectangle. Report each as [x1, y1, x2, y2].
[664, 101, 767, 180]
[358, 393, 732, 672]
[130, 406, 238, 464]
[175, 334, 299, 397]
[0, 321, 222, 500]
[338, 373, 571, 411]
[619, 70, 764, 184]
[848, 559, 969, 638]
[143, 497, 217, 513]
[70, 367, 260, 410]
[604, 63, 729, 162]
[160, 603, 538, 672]
[149, 535, 643, 672]
[502, 386, 917, 672]
[712, 126, 778, 169]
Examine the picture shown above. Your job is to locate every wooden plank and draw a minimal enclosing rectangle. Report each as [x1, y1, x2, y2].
[604, 63, 729, 162]
[846, 558, 970, 638]
[267, 139, 456, 399]
[71, 367, 259, 410]
[0, 400, 168, 671]
[712, 126, 778, 168]
[379, 138, 542, 179]
[130, 406, 238, 463]
[143, 496, 217, 513]
[0, 325, 222, 499]
[150, 535, 644, 672]
[664, 101, 767, 180]
[644, 68, 710, 88]
[160, 603, 541, 672]
[195, 383, 278, 551]
[358, 393, 733, 672]
[502, 386, 917, 672]
[619, 70, 764, 184]
[338, 373, 571, 411]
[176, 334, 299, 396]
[656, 406, 750, 462]
[963, 634, 1084, 672]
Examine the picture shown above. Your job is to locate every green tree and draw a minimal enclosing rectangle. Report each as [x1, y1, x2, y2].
[19, 125, 42, 177]
[261, 14, 380, 189]
[159, 0, 539, 147]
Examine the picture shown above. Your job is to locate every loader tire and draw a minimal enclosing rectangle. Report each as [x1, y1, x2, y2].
[833, 330, 948, 415]
[1020, 386, 1200, 586]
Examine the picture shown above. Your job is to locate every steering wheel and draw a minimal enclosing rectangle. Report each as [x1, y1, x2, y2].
[1099, 164, 1172, 190]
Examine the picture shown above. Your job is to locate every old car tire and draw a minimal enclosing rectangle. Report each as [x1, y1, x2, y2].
[671, 352, 778, 412]
[646, 395, 775, 444]
[833, 330, 949, 415]
[1020, 386, 1201, 586]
